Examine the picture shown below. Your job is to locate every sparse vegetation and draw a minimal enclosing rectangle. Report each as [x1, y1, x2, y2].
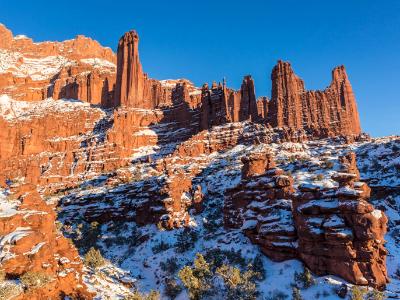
[124, 290, 160, 300]
[350, 286, 367, 300]
[164, 278, 182, 299]
[294, 266, 315, 289]
[152, 240, 171, 254]
[20, 271, 52, 289]
[0, 282, 21, 299]
[324, 161, 334, 169]
[175, 228, 199, 253]
[84, 247, 106, 269]
[216, 264, 260, 300]
[367, 289, 386, 300]
[178, 254, 213, 300]
[292, 287, 303, 300]
[0, 269, 5, 282]
[178, 252, 262, 300]
[160, 257, 179, 274]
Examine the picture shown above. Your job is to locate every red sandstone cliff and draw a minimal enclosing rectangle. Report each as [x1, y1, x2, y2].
[0, 24, 116, 106]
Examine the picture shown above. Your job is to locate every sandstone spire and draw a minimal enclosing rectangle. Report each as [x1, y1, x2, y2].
[114, 30, 145, 107]
[268, 60, 361, 136]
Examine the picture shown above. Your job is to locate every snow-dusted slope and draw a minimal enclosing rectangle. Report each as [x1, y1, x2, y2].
[51, 133, 400, 299]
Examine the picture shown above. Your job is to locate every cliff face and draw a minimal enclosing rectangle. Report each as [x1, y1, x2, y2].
[0, 24, 116, 106]
[267, 60, 361, 137]
[0, 184, 90, 299]
[225, 150, 389, 288]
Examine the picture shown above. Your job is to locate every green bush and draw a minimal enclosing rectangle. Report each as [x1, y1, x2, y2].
[216, 264, 259, 300]
[0, 282, 21, 299]
[84, 247, 106, 269]
[292, 287, 303, 300]
[175, 229, 199, 253]
[294, 267, 315, 289]
[366, 289, 386, 300]
[178, 254, 213, 300]
[152, 240, 171, 254]
[164, 278, 182, 299]
[351, 286, 367, 300]
[124, 290, 160, 300]
[250, 254, 266, 280]
[160, 258, 179, 275]
[20, 271, 52, 289]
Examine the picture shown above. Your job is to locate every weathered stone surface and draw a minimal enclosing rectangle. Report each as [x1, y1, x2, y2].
[225, 150, 297, 261]
[293, 152, 388, 288]
[0, 184, 90, 299]
[267, 60, 361, 137]
[0, 24, 116, 106]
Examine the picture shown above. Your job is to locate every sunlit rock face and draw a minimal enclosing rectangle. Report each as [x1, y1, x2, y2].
[266, 60, 361, 137]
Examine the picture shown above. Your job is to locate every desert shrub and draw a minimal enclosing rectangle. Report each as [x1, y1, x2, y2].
[73, 221, 101, 252]
[204, 248, 246, 270]
[152, 240, 171, 254]
[294, 267, 315, 289]
[178, 254, 213, 300]
[20, 271, 52, 289]
[164, 278, 182, 299]
[250, 254, 266, 280]
[0, 282, 21, 299]
[84, 247, 106, 269]
[367, 289, 386, 300]
[160, 258, 179, 274]
[216, 264, 259, 300]
[351, 286, 367, 300]
[175, 229, 199, 253]
[292, 287, 303, 300]
[125, 290, 160, 300]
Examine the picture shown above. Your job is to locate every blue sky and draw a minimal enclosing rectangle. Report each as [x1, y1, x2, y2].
[1, 0, 399, 136]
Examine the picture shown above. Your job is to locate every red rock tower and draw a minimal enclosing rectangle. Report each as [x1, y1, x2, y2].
[268, 60, 361, 136]
[114, 30, 146, 107]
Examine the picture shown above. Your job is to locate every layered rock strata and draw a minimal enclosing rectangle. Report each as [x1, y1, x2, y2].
[293, 152, 389, 288]
[0, 184, 90, 299]
[225, 151, 297, 261]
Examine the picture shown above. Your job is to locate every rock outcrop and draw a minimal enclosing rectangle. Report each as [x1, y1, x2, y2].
[225, 150, 388, 288]
[225, 151, 297, 261]
[0, 24, 116, 106]
[267, 60, 361, 137]
[0, 184, 90, 299]
[293, 152, 389, 288]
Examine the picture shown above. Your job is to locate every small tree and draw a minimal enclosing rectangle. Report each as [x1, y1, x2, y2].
[351, 286, 367, 300]
[216, 264, 259, 300]
[178, 254, 213, 300]
[175, 229, 198, 253]
[367, 289, 386, 300]
[125, 290, 160, 300]
[20, 271, 52, 289]
[164, 278, 182, 299]
[292, 287, 303, 300]
[84, 247, 106, 269]
[294, 267, 315, 289]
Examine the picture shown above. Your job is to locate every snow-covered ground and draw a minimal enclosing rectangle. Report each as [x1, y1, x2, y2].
[52, 134, 400, 299]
